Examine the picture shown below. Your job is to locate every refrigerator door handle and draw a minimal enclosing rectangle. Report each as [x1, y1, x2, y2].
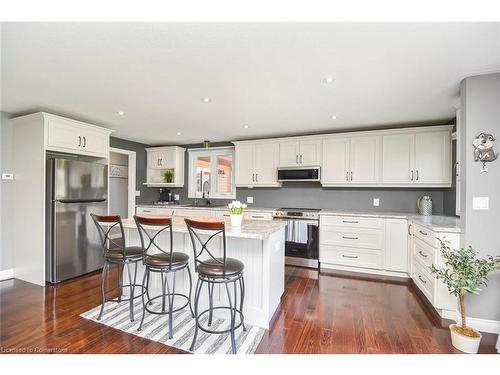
[57, 198, 106, 204]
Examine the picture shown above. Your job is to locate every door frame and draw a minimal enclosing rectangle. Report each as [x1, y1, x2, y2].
[109, 147, 137, 218]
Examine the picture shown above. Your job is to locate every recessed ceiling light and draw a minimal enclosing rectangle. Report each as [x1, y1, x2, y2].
[243, 125, 249, 129]
[201, 97, 211, 103]
[116, 111, 125, 116]
[330, 115, 337, 120]
[176, 132, 182, 136]
[322, 77, 335, 84]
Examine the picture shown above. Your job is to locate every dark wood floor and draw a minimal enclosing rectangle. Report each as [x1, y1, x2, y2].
[0, 266, 497, 354]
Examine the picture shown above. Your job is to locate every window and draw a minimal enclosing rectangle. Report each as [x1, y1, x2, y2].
[188, 147, 235, 199]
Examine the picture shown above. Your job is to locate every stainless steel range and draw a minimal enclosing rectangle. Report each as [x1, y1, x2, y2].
[273, 208, 320, 269]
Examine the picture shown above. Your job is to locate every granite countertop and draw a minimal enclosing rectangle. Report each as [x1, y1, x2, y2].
[319, 209, 461, 233]
[120, 215, 286, 240]
[136, 204, 276, 213]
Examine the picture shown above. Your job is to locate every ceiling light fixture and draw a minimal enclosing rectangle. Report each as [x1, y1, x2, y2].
[330, 115, 337, 120]
[176, 132, 182, 136]
[243, 125, 249, 129]
[322, 77, 335, 84]
[201, 97, 211, 103]
[117, 111, 125, 116]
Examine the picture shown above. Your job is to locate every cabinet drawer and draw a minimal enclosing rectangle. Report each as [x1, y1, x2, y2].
[413, 237, 435, 269]
[320, 226, 383, 249]
[244, 211, 273, 221]
[413, 223, 436, 247]
[413, 259, 435, 303]
[320, 244, 383, 269]
[156, 208, 175, 216]
[320, 215, 384, 229]
[136, 207, 158, 216]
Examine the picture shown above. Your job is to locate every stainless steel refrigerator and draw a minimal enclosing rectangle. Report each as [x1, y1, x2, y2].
[46, 157, 108, 283]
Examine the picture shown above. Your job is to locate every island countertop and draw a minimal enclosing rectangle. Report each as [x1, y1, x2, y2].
[121, 216, 286, 240]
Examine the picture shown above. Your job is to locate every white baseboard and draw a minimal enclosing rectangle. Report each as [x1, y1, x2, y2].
[0, 269, 14, 281]
[450, 314, 500, 334]
[320, 263, 409, 279]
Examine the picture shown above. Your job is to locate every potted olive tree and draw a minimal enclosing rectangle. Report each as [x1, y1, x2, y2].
[431, 239, 499, 354]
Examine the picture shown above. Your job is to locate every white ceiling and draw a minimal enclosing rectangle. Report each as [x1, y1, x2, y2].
[1, 22, 499, 145]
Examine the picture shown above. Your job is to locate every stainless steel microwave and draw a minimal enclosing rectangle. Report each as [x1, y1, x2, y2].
[277, 166, 321, 182]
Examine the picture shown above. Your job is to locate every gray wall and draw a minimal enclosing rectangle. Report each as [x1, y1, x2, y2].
[0, 110, 14, 271]
[460, 73, 500, 321]
[110, 137, 158, 204]
[159, 142, 451, 214]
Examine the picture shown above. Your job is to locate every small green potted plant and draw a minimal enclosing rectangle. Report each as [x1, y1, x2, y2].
[227, 200, 247, 227]
[163, 169, 174, 183]
[430, 239, 499, 354]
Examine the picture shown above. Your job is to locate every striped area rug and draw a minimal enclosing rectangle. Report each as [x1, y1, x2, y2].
[80, 300, 265, 354]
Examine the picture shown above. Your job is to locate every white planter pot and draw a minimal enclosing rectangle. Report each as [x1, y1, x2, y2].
[230, 214, 243, 227]
[449, 324, 482, 354]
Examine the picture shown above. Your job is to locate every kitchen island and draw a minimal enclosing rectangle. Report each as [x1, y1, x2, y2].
[119, 216, 286, 329]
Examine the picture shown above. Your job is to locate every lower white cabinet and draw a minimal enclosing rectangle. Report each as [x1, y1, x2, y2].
[319, 215, 407, 275]
[408, 222, 457, 317]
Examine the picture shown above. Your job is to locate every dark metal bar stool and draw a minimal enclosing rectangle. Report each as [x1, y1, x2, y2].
[90, 214, 145, 322]
[185, 218, 246, 354]
[134, 216, 194, 339]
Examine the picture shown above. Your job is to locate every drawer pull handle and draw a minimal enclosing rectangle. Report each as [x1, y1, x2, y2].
[251, 215, 265, 219]
[418, 275, 427, 284]
[342, 236, 359, 240]
[418, 250, 428, 258]
[419, 230, 428, 236]
[342, 220, 359, 224]
[342, 255, 358, 259]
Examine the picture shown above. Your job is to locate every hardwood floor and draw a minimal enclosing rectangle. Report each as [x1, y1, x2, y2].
[0, 266, 497, 354]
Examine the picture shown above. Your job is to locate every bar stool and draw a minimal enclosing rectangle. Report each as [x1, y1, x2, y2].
[90, 214, 144, 322]
[134, 216, 194, 339]
[185, 218, 246, 354]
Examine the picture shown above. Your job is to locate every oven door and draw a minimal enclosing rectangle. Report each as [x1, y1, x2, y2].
[282, 219, 319, 267]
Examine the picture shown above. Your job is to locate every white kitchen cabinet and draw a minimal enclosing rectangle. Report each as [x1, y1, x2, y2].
[382, 133, 415, 184]
[408, 221, 457, 318]
[278, 140, 300, 167]
[45, 114, 112, 157]
[234, 141, 280, 187]
[320, 214, 408, 277]
[349, 136, 381, 184]
[144, 146, 185, 187]
[414, 130, 451, 185]
[382, 128, 451, 186]
[235, 144, 254, 186]
[321, 137, 350, 185]
[384, 218, 408, 272]
[279, 138, 321, 167]
[322, 136, 380, 185]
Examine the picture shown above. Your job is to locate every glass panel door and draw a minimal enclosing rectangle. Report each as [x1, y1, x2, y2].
[216, 154, 233, 194]
[196, 156, 211, 195]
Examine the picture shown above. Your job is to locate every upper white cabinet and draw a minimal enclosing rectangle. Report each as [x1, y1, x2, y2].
[322, 135, 380, 186]
[45, 114, 112, 157]
[234, 141, 280, 187]
[144, 146, 185, 187]
[279, 138, 321, 167]
[350, 136, 381, 184]
[382, 127, 451, 186]
[414, 130, 451, 185]
[321, 137, 350, 185]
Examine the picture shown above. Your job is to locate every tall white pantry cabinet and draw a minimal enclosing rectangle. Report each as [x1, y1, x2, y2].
[8, 112, 113, 286]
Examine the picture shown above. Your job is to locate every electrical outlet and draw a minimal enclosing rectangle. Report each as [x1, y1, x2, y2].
[174, 194, 180, 201]
[373, 198, 380, 207]
[135, 190, 141, 197]
[2, 173, 14, 180]
[247, 196, 254, 204]
[473, 197, 489, 210]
